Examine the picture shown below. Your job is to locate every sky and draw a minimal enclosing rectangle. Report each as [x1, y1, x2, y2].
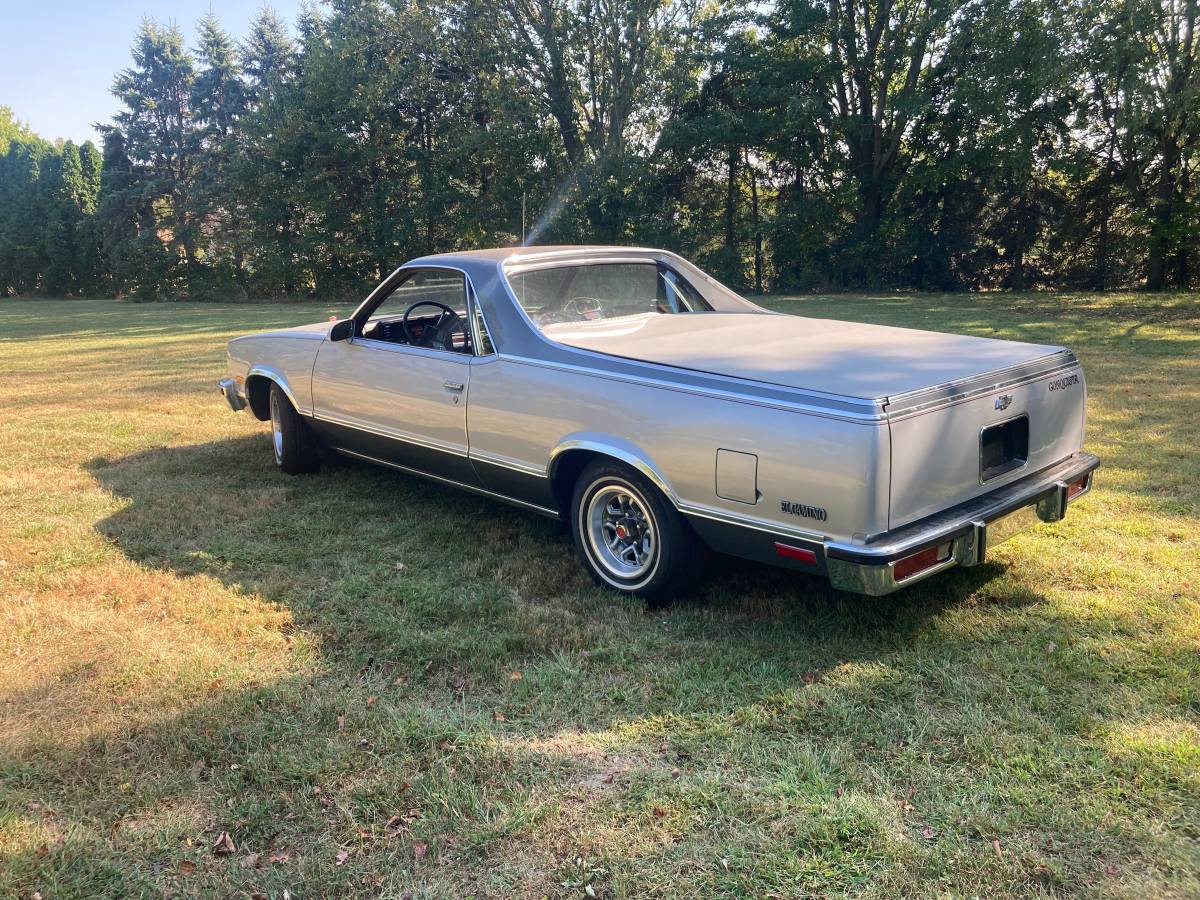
[0, 0, 309, 146]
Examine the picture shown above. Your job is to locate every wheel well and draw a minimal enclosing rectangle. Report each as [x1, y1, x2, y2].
[245, 374, 273, 421]
[549, 448, 677, 518]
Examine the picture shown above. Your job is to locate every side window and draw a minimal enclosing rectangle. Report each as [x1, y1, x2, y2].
[472, 291, 495, 355]
[360, 269, 473, 354]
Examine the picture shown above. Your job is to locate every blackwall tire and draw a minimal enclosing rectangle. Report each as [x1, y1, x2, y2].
[268, 383, 321, 475]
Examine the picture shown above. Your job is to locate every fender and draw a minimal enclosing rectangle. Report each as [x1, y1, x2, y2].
[547, 433, 680, 507]
[246, 364, 310, 416]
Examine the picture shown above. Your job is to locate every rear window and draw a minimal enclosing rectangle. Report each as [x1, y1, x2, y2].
[507, 262, 710, 331]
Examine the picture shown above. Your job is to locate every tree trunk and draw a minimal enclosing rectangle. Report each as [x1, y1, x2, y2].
[1146, 138, 1180, 290]
[746, 150, 763, 293]
[724, 145, 738, 256]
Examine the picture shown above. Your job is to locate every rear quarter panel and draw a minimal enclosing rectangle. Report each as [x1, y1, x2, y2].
[466, 357, 890, 543]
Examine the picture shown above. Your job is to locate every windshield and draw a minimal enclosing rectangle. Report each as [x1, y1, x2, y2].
[507, 262, 711, 329]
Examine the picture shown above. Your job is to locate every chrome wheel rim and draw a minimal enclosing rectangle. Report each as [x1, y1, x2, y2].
[269, 391, 284, 464]
[584, 483, 657, 580]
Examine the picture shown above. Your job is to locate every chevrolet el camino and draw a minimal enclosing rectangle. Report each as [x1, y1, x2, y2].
[218, 246, 1098, 603]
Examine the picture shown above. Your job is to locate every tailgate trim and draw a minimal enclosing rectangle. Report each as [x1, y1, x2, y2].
[883, 350, 1079, 419]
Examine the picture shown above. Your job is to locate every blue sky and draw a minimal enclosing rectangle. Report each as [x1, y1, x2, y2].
[0, 1, 309, 146]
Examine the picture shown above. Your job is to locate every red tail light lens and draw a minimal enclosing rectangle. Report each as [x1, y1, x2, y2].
[1067, 475, 1090, 500]
[774, 542, 817, 565]
[892, 542, 952, 582]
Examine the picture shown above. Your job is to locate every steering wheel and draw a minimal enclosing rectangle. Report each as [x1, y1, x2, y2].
[402, 300, 463, 350]
[563, 296, 605, 320]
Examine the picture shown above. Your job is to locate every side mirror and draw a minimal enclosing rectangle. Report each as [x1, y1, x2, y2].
[329, 319, 354, 342]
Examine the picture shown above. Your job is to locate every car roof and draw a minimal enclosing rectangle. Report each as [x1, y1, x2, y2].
[405, 245, 666, 267]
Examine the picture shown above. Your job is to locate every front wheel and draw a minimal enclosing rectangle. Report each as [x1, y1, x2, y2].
[570, 460, 701, 606]
[268, 383, 321, 474]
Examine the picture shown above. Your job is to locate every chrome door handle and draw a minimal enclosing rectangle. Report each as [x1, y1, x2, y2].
[443, 381, 464, 392]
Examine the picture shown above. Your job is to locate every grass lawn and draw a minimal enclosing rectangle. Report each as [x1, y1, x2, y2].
[0, 291, 1197, 899]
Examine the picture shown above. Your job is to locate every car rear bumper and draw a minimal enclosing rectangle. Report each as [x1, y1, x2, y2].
[824, 451, 1100, 595]
[218, 377, 247, 412]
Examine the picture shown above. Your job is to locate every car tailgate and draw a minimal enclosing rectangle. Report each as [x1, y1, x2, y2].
[886, 360, 1087, 530]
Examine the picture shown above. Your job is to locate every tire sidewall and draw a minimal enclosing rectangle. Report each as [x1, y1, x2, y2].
[575, 473, 664, 592]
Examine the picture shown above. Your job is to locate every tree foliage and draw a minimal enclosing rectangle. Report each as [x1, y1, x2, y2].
[2, 0, 1200, 298]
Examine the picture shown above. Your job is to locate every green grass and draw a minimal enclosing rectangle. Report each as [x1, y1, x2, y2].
[0, 291, 1197, 898]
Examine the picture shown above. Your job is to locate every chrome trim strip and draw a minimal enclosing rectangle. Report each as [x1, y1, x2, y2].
[315, 411, 468, 458]
[469, 448, 548, 478]
[547, 439, 679, 503]
[884, 353, 1079, 419]
[351, 336, 476, 363]
[246, 364, 309, 415]
[678, 501, 827, 543]
[332, 447, 560, 519]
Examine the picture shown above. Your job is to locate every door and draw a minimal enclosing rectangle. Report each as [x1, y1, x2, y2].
[310, 268, 481, 485]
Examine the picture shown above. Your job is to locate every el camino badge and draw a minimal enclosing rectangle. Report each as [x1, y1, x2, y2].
[994, 394, 1013, 411]
[781, 500, 828, 522]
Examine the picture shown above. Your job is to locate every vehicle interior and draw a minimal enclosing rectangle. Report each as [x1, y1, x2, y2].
[356, 269, 480, 354]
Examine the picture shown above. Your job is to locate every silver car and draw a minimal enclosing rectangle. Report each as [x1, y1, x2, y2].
[219, 246, 1098, 603]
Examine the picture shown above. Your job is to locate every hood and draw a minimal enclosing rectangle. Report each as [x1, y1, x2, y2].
[540, 312, 1066, 401]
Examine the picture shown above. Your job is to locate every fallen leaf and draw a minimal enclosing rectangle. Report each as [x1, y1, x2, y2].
[251, 894, 268, 900]
[335, 849, 350, 866]
[366, 695, 379, 709]
[393, 562, 407, 571]
[836, 785, 844, 798]
[385, 815, 406, 838]
[603, 772, 615, 784]
[413, 841, 428, 860]
[1046, 641, 1057, 654]
[509, 670, 522, 681]
[992, 839, 1003, 857]
[921, 826, 936, 839]
[362, 873, 386, 887]
[243, 852, 261, 869]
[585, 885, 597, 898]
[336, 711, 346, 730]
[189, 760, 206, 780]
[652, 806, 666, 818]
[670, 767, 681, 779]
[720, 858, 729, 871]
[492, 710, 505, 722]
[179, 860, 196, 875]
[802, 671, 818, 684]
[212, 832, 236, 855]
[269, 851, 290, 864]
[34, 844, 48, 858]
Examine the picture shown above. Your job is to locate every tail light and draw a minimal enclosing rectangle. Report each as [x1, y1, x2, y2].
[774, 543, 817, 565]
[893, 542, 952, 582]
[1067, 474, 1090, 500]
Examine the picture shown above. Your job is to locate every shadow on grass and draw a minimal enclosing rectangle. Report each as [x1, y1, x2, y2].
[82, 434, 1014, 665]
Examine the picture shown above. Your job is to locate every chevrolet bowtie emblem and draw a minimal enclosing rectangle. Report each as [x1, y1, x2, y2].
[994, 394, 1013, 411]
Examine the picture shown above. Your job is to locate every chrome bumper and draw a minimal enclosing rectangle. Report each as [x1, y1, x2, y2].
[825, 451, 1100, 595]
[218, 377, 246, 412]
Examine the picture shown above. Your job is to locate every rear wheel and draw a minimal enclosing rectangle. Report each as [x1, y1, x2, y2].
[268, 383, 321, 474]
[570, 459, 700, 606]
